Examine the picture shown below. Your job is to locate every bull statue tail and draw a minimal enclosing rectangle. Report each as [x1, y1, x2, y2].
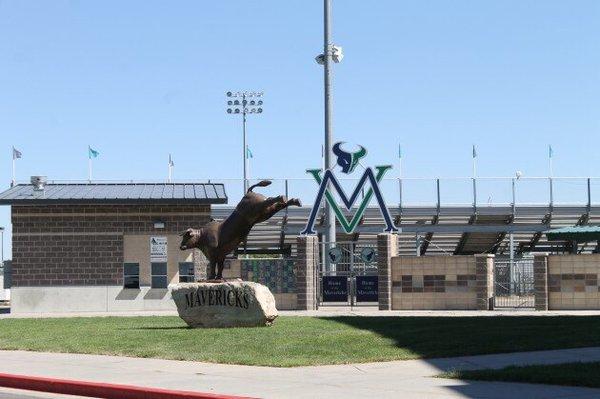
[247, 180, 272, 192]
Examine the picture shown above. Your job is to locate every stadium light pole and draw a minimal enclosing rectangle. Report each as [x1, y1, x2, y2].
[226, 91, 264, 195]
[315, 0, 343, 272]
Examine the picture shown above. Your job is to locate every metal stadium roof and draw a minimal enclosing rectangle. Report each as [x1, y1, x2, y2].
[546, 226, 600, 242]
[0, 183, 227, 204]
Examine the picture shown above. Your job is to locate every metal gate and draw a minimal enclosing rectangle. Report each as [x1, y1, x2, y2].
[494, 258, 535, 308]
[318, 242, 378, 306]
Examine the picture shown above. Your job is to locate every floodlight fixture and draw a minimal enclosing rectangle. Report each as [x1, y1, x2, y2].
[332, 45, 344, 63]
[225, 90, 265, 194]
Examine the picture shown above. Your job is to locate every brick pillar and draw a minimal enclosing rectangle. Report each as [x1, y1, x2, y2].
[296, 235, 318, 310]
[475, 254, 494, 310]
[534, 254, 549, 311]
[378, 233, 398, 310]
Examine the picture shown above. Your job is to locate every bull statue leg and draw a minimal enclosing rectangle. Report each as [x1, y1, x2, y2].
[208, 260, 217, 280]
[254, 196, 302, 224]
[215, 259, 226, 280]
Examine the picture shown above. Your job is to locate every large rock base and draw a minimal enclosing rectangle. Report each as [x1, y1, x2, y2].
[171, 281, 278, 328]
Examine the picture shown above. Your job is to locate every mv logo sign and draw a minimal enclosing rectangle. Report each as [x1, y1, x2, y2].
[301, 142, 399, 235]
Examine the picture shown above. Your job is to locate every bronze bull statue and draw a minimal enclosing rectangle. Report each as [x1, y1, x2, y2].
[179, 180, 301, 280]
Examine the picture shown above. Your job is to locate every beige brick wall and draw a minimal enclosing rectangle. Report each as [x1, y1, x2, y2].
[123, 234, 195, 286]
[391, 256, 479, 310]
[548, 254, 600, 310]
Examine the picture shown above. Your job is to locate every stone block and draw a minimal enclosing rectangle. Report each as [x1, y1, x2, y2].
[172, 281, 278, 328]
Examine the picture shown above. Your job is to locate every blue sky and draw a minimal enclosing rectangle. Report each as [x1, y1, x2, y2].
[1, 1, 599, 257]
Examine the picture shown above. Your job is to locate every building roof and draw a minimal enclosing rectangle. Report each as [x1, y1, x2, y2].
[0, 183, 227, 205]
[545, 225, 600, 242]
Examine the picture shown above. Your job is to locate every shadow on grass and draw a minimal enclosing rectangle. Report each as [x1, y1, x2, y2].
[317, 315, 600, 359]
[318, 315, 600, 398]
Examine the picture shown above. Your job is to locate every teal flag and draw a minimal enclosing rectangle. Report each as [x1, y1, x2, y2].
[88, 146, 99, 159]
[398, 144, 402, 159]
[246, 146, 253, 159]
[548, 145, 553, 158]
[472, 144, 477, 158]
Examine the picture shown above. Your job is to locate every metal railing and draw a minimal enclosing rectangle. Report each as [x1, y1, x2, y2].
[14, 176, 600, 208]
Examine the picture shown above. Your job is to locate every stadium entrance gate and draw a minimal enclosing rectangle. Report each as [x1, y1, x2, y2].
[318, 241, 378, 307]
[493, 258, 535, 308]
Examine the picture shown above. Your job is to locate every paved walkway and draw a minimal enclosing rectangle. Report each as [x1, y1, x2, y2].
[4, 307, 600, 318]
[1, 348, 600, 398]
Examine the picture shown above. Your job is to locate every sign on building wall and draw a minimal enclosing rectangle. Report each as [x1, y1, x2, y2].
[150, 236, 168, 262]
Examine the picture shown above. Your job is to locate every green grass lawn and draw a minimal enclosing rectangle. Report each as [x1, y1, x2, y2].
[0, 316, 600, 366]
[440, 362, 600, 389]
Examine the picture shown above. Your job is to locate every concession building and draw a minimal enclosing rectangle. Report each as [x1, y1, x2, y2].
[0, 179, 227, 314]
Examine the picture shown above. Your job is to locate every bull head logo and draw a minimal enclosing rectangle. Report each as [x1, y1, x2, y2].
[332, 142, 367, 174]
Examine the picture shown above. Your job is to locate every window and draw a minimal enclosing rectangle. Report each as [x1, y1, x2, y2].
[151, 262, 168, 289]
[123, 263, 140, 289]
[179, 262, 195, 283]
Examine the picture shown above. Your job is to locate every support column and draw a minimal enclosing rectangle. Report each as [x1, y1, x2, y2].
[296, 235, 318, 310]
[378, 233, 397, 310]
[534, 254, 549, 311]
[475, 254, 494, 310]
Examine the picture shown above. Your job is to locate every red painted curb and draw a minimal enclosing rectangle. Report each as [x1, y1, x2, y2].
[0, 372, 258, 399]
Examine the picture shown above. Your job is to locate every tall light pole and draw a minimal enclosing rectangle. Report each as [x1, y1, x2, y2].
[226, 91, 264, 195]
[316, 0, 343, 272]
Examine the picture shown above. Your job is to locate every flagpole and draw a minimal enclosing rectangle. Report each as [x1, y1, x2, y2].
[549, 145, 553, 178]
[472, 145, 477, 208]
[246, 145, 250, 183]
[472, 145, 477, 178]
[11, 156, 15, 187]
[88, 146, 92, 182]
[398, 144, 402, 178]
[168, 155, 172, 183]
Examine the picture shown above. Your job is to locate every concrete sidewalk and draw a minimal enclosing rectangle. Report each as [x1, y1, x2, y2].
[1, 348, 600, 398]
[4, 307, 600, 318]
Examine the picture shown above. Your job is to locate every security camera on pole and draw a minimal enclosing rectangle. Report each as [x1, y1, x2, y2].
[226, 91, 264, 195]
[315, 0, 343, 273]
